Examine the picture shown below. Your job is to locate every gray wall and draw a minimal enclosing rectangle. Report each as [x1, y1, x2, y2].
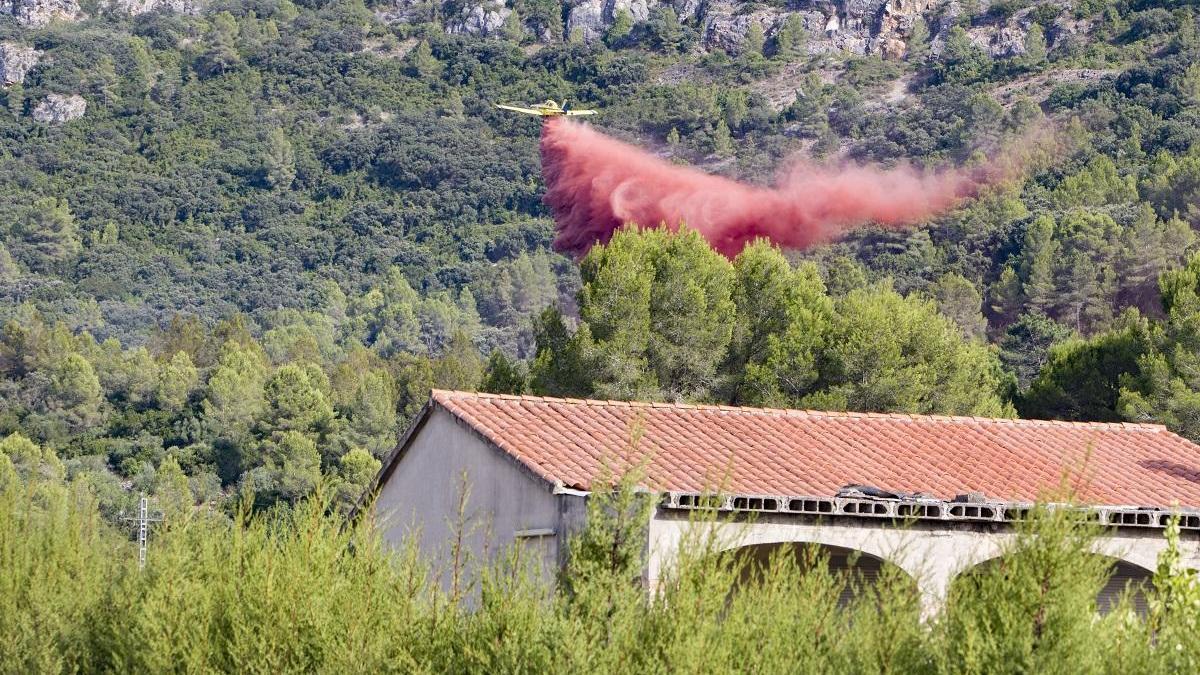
[374, 408, 581, 589]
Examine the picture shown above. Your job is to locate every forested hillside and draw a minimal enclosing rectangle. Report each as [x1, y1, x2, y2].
[4, 0, 1200, 513]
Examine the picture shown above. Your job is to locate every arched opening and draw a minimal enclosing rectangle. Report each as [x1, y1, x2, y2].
[1098, 560, 1153, 614]
[953, 554, 1153, 615]
[724, 542, 917, 607]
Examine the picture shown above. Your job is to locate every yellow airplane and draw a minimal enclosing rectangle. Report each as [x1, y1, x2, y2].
[494, 99, 598, 117]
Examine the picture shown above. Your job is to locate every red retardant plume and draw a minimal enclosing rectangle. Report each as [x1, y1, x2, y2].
[541, 117, 1032, 258]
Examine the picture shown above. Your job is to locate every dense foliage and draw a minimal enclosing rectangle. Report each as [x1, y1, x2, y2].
[3, 459, 1200, 674]
[7, 0, 1200, 510]
[531, 228, 1012, 416]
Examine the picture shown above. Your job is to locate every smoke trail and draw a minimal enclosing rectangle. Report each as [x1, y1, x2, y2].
[541, 118, 1035, 258]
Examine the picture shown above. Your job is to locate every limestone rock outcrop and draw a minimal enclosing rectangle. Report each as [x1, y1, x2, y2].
[374, 0, 429, 27]
[931, 1, 1070, 59]
[567, 0, 656, 43]
[0, 42, 41, 86]
[0, 0, 81, 27]
[373, 0, 1057, 64]
[872, 0, 938, 58]
[447, 0, 512, 36]
[105, 0, 204, 15]
[700, 0, 788, 53]
[32, 93, 85, 124]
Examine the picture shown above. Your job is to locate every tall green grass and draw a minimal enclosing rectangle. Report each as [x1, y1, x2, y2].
[2, 467, 1199, 674]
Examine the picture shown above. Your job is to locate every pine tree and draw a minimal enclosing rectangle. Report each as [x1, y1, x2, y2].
[407, 41, 441, 79]
[606, 9, 634, 47]
[728, 242, 832, 407]
[262, 127, 296, 189]
[816, 283, 1010, 416]
[649, 7, 686, 53]
[441, 90, 465, 119]
[93, 55, 119, 106]
[0, 432, 64, 483]
[0, 244, 16, 283]
[13, 198, 81, 273]
[45, 352, 105, 435]
[432, 331, 484, 392]
[5, 82, 22, 117]
[200, 12, 241, 77]
[502, 10, 524, 43]
[775, 14, 806, 59]
[933, 273, 988, 341]
[1023, 23, 1048, 70]
[711, 119, 733, 156]
[335, 447, 381, 509]
[344, 370, 397, 457]
[1022, 215, 1059, 317]
[529, 308, 588, 398]
[907, 17, 930, 63]
[255, 430, 321, 504]
[1181, 62, 1200, 106]
[203, 341, 270, 444]
[481, 350, 527, 394]
[988, 266, 1023, 329]
[258, 363, 336, 441]
[156, 351, 199, 412]
[743, 22, 766, 60]
[154, 456, 193, 520]
[999, 311, 1072, 389]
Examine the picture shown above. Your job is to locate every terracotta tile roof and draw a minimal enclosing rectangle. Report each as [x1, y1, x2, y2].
[428, 390, 1200, 509]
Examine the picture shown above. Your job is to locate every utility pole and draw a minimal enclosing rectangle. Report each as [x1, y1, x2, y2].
[121, 494, 163, 570]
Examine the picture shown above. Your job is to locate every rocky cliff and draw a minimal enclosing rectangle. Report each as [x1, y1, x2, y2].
[0, 0, 202, 26]
[105, 0, 204, 15]
[372, 0, 1060, 61]
[0, 42, 40, 85]
[446, 0, 511, 36]
[0, 0, 80, 27]
[32, 93, 85, 124]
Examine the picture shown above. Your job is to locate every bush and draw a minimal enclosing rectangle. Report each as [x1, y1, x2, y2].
[2, 466, 1199, 673]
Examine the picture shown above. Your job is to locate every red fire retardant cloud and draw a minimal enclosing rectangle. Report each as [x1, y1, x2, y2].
[541, 117, 1026, 258]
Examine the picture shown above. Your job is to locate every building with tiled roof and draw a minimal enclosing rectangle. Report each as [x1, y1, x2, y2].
[370, 390, 1200, 612]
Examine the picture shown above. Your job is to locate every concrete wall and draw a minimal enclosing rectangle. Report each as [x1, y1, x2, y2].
[647, 509, 1200, 614]
[374, 408, 586, 589]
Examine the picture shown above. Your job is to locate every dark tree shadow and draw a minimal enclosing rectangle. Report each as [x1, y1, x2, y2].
[1138, 459, 1200, 485]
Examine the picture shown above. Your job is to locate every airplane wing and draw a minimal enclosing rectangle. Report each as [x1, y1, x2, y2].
[564, 110, 598, 116]
[495, 104, 546, 116]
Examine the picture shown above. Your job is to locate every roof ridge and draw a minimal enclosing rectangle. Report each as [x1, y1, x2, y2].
[428, 390, 1167, 431]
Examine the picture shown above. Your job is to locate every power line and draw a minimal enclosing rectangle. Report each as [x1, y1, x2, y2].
[121, 494, 163, 570]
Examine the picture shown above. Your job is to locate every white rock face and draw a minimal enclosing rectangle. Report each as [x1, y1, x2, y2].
[447, 0, 512, 36]
[567, 0, 658, 43]
[567, 0, 605, 41]
[0, 42, 41, 86]
[376, 0, 1051, 62]
[105, 0, 203, 15]
[0, 0, 81, 27]
[671, 0, 702, 22]
[931, 0, 1063, 59]
[701, 1, 787, 53]
[32, 93, 85, 124]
